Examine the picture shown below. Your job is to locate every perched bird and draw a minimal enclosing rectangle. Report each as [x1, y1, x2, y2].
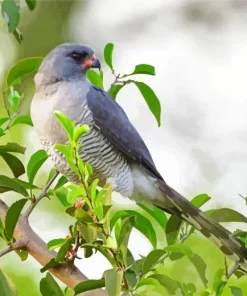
[31, 43, 247, 269]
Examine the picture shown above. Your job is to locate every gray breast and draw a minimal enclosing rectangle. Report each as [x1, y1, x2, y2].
[40, 103, 134, 197]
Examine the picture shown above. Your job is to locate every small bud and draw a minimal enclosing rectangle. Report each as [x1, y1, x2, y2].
[75, 200, 85, 208]
[65, 234, 71, 239]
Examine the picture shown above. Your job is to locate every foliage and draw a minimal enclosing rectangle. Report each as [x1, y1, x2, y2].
[0, 42, 246, 296]
[1, 0, 36, 42]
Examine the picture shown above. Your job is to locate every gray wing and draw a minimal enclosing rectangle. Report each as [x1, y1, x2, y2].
[86, 86, 163, 181]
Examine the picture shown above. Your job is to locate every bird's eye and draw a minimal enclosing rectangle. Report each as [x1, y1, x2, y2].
[69, 52, 88, 61]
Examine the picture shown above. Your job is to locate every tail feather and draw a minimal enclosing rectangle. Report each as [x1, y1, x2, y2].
[157, 180, 247, 270]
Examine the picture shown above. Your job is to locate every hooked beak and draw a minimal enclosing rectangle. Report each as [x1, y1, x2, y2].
[91, 58, 101, 71]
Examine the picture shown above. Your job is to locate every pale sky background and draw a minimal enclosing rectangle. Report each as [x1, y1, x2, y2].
[1, 0, 247, 286]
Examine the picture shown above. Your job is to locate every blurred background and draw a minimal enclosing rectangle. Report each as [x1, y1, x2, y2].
[1, 0, 247, 295]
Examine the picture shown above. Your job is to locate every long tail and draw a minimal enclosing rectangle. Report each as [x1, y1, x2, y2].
[157, 179, 247, 270]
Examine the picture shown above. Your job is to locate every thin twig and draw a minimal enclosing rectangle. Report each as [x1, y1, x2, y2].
[107, 70, 120, 93]
[3, 111, 19, 131]
[24, 171, 59, 220]
[107, 70, 134, 94]
[71, 231, 81, 263]
[2, 91, 10, 118]
[0, 238, 28, 257]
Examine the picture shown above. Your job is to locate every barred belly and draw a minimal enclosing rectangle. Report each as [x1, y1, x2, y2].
[39, 126, 134, 197]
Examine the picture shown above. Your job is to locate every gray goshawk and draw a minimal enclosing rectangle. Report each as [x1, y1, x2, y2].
[30, 43, 247, 269]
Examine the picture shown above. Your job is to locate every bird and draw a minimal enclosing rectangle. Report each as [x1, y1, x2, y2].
[31, 43, 247, 270]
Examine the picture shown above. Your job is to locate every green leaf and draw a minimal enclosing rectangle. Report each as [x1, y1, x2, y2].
[191, 194, 211, 208]
[0, 142, 25, 154]
[165, 244, 193, 257]
[134, 81, 161, 126]
[55, 187, 71, 207]
[108, 84, 124, 100]
[1, 0, 19, 33]
[110, 209, 157, 248]
[165, 215, 182, 245]
[89, 179, 99, 203]
[0, 128, 5, 137]
[54, 176, 68, 190]
[0, 175, 28, 196]
[125, 270, 137, 289]
[118, 216, 135, 267]
[67, 184, 86, 204]
[0, 152, 25, 178]
[106, 236, 117, 249]
[78, 224, 97, 243]
[94, 205, 103, 220]
[206, 208, 247, 223]
[66, 207, 93, 223]
[137, 202, 167, 228]
[148, 274, 184, 296]
[12, 28, 22, 43]
[183, 283, 196, 295]
[15, 249, 28, 261]
[84, 246, 93, 258]
[234, 270, 246, 279]
[165, 244, 208, 287]
[74, 279, 105, 295]
[86, 70, 104, 89]
[54, 111, 74, 140]
[0, 218, 5, 239]
[54, 144, 71, 160]
[105, 269, 123, 296]
[40, 259, 58, 273]
[0, 269, 18, 296]
[123, 64, 155, 77]
[135, 278, 166, 296]
[0, 118, 8, 127]
[7, 88, 22, 112]
[56, 238, 73, 262]
[13, 179, 38, 190]
[5, 199, 28, 240]
[27, 149, 48, 187]
[189, 253, 208, 287]
[40, 273, 64, 296]
[80, 243, 117, 268]
[47, 168, 57, 184]
[73, 124, 89, 144]
[25, 0, 36, 10]
[104, 43, 114, 70]
[10, 115, 33, 127]
[213, 269, 226, 296]
[200, 291, 211, 296]
[142, 249, 167, 275]
[47, 238, 66, 250]
[117, 216, 135, 247]
[7, 57, 43, 86]
[229, 286, 243, 296]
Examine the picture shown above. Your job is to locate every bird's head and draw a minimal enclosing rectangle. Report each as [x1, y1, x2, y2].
[35, 43, 101, 86]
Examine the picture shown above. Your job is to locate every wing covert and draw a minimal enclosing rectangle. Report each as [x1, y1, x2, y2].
[86, 86, 163, 180]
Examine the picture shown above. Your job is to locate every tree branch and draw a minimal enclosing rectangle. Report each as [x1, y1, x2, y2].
[24, 171, 59, 221]
[107, 70, 134, 93]
[0, 238, 28, 257]
[0, 199, 107, 296]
